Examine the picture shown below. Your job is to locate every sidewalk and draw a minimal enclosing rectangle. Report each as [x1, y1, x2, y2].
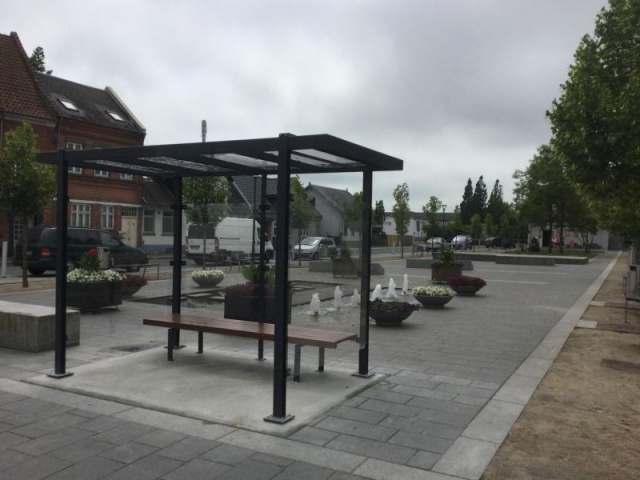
[0, 252, 618, 479]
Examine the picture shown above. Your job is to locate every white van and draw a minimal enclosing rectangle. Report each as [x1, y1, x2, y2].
[186, 217, 273, 264]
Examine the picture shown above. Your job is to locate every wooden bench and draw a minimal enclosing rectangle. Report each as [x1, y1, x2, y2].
[143, 313, 357, 382]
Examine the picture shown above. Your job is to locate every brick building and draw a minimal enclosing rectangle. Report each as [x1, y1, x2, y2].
[0, 31, 146, 254]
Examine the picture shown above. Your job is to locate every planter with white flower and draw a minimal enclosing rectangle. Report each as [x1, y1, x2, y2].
[412, 285, 454, 309]
[66, 249, 124, 312]
[191, 269, 225, 288]
[447, 276, 486, 296]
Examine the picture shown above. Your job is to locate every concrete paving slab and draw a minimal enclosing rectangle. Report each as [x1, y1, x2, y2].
[26, 344, 381, 436]
[432, 437, 499, 479]
[576, 319, 598, 329]
[354, 458, 459, 480]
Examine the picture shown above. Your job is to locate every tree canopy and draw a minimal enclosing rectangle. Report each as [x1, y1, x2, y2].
[547, 0, 640, 237]
[422, 195, 443, 239]
[0, 122, 56, 286]
[28, 46, 52, 74]
[343, 191, 363, 236]
[459, 178, 474, 224]
[183, 177, 229, 266]
[392, 183, 411, 257]
[289, 176, 315, 265]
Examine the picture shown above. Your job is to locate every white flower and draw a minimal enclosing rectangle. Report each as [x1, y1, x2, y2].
[412, 285, 452, 297]
[67, 268, 124, 283]
[191, 269, 225, 281]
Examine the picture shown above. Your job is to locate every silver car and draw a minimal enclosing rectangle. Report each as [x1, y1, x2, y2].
[424, 237, 450, 251]
[291, 236, 337, 260]
[451, 235, 473, 250]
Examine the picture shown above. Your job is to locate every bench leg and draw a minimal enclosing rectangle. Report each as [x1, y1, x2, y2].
[294, 345, 302, 382]
[198, 332, 203, 353]
[257, 339, 265, 361]
[167, 328, 178, 361]
[318, 348, 325, 372]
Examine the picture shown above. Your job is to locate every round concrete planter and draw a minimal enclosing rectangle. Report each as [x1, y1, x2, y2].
[414, 294, 453, 309]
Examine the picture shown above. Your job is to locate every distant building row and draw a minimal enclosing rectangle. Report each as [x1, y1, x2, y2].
[1, 31, 359, 255]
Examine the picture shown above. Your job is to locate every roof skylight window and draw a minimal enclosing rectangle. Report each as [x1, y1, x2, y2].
[58, 98, 78, 111]
[106, 110, 125, 122]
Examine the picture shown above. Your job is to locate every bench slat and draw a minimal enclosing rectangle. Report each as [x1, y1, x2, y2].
[143, 313, 356, 348]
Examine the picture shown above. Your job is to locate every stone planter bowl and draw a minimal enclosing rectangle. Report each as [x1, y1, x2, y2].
[450, 284, 483, 296]
[414, 294, 453, 309]
[369, 309, 415, 326]
[192, 276, 224, 288]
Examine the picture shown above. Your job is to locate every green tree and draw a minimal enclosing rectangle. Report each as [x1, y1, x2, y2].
[470, 175, 488, 221]
[469, 214, 483, 249]
[484, 215, 495, 238]
[343, 191, 363, 237]
[392, 183, 411, 258]
[459, 178, 474, 225]
[28, 46, 52, 74]
[448, 206, 466, 237]
[513, 144, 583, 253]
[373, 200, 385, 227]
[0, 122, 55, 287]
[183, 177, 229, 267]
[487, 179, 507, 226]
[547, 0, 640, 243]
[290, 176, 315, 266]
[421, 196, 443, 242]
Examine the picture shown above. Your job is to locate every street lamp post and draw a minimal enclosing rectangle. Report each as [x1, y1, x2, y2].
[442, 205, 447, 239]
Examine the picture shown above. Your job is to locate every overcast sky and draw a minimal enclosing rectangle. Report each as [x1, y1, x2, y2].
[3, 0, 607, 212]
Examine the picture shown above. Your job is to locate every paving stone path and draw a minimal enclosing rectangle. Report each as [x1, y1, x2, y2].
[0, 252, 618, 479]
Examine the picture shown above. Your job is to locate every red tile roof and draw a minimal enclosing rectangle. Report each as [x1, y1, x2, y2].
[0, 32, 56, 120]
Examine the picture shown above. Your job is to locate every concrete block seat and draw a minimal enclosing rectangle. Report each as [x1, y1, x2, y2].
[406, 258, 474, 270]
[0, 300, 80, 352]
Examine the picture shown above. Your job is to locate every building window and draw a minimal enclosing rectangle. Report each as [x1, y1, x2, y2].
[122, 207, 137, 217]
[120, 173, 133, 180]
[101, 205, 114, 229]
[94, 170, 109, 178]
[143, 210, 155, 235]
[58, 98, 78, 111]
[66, 142, 83, 174]
[162, 211, 173, 235]
[106, 110, 125, 122]
[71, 203, 91, 227]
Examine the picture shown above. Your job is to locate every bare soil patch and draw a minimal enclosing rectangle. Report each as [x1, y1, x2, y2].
[482, 253, 640, 480]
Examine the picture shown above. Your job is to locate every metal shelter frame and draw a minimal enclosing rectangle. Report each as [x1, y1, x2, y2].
[37, 133, 403, 423]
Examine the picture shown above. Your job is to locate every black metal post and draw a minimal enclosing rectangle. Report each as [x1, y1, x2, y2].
[171, 177, 183, 314]
[265, 133, 293, 424]
[252, 176, 257, 264]
[260, 174, 267, 264]
[50, 150, 72, 378]
[442, 205, 446, 238]
[355, 169, 374, 377]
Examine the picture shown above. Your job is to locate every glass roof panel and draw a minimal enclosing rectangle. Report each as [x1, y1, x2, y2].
[289, 153, 331, 168]
[138, 156, 222, 173]
[86, 160, 167, 175]
[295, 149, 357, 166]
[205, 153, 278, 169]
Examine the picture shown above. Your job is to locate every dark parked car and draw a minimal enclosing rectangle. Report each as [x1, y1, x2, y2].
[13, 226, 148, 275]
[484, 237, 516, 249]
